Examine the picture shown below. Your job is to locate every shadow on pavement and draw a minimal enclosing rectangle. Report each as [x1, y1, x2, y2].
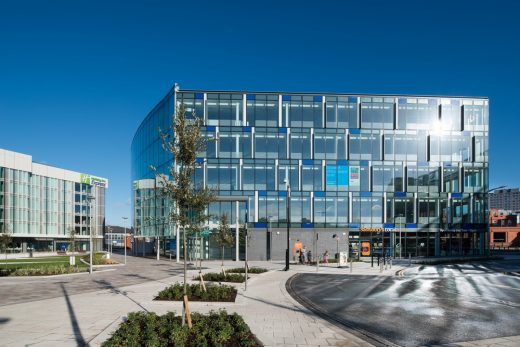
[60, 283, 86, 346]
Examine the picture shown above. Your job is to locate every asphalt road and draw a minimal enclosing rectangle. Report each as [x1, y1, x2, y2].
[288, 259, 520, 347]
[0, 253, 185, 307]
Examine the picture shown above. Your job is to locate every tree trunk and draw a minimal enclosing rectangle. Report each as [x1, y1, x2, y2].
[182, 226, 187, 326]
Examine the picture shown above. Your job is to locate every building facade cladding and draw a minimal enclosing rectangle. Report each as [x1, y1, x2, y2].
[0, 148, 107, 252]
[489, 188, 520, 211]
[132, 86, 489, 259]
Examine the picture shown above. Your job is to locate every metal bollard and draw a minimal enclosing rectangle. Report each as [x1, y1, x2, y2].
[380, 262, 383, 273]
[350, 258, 353, 273]
[390, 258, 392, 269]
[408, 253, 411, 266]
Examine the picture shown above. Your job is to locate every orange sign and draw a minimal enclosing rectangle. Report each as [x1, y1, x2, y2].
[361, 242, 371, 256]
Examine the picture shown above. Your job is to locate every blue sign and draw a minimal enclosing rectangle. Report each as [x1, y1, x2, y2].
[326, 165, 337, 186]
[338, 165, 348, 186]
[169, 239, 177, 251]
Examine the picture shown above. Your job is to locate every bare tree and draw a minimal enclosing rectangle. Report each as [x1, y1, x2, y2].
[153, 104, 215, 326]
[68, 228, 76, 254]
[213, 213, 233, 273]
[0, 224, 13, 267]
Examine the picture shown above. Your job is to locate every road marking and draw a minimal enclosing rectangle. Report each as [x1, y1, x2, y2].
[484, 283, 520, 292]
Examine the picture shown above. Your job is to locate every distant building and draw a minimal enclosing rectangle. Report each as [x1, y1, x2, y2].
[105, 225, 133, 250]
[489, 188, 520, 211]
[0, 148, 108, 253]
[489, 208, 520, 248]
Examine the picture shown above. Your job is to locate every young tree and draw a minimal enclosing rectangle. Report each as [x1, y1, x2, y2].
[0, 225, 13, 267]
[68, 228, 76, 253]
[213, 213, 233, 271]
[154, 104, 215, 326]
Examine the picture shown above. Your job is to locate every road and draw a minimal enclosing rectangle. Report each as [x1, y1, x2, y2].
[0, 253, 184, 306]
[288, 259, 520, 347]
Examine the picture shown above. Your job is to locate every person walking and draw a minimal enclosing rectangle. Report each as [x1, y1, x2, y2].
[323, 250, 329, 264]
[301, 245, 307, 264]
[307, 249, 312, 265]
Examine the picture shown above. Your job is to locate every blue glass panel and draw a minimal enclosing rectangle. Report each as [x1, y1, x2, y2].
[360, 192, 372, 197]
[452, 193, 463, 198]
[349, 223, 360, 228]
[443, 162, 453, 167]
[394, 192, 406, 197]
[243, 126, 252, 132]
[360, 160, 369, 166]
[348, 96, 357, 103]
[398, 98, 407, 104]
[303, 159, 314, 165]
[405, 223, 417, 228]
[326, 165, 337, 186]
[337, 160, 348, 165]
[417, 162, 429, 166]
[195, 157, 204, 164]
[338, 165, 348, 186]
[194, 93, 204, 99]
[302, 223, 314, 228]
[313, 96, 323, 102]
[384, 223, 395, 228]
[314, 191, 326, 197]
[258, 191, 267, 196]
[278, 191, 287, 197]
[246, 94, 255, 100]
[349, 128, 360, 134]
[278, 127, 287, 133]
[282, 95, 291, 101]
[255, 222, 267, 228]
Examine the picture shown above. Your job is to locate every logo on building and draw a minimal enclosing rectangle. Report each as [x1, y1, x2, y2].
[80, 174, 108, 188]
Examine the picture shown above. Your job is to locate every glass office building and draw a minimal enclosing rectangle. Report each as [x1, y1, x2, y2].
[0, 148, 107, 253]
[132, 85, 488, 260]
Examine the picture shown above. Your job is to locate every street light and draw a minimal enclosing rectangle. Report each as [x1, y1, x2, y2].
[284, 179, 290, 271]
[267, 215, 273, 261]
[122, 217, 128, 265]
[86, 194, 96, 275]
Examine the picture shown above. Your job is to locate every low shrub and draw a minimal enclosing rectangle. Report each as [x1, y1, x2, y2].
[227, 267, 268, 274]
[194, 272, 246, 283]
[81, 252, 118, 265]
[0, 264, 85, 277]
[102, 310, 260, 347]
[156, 282, 237, 302]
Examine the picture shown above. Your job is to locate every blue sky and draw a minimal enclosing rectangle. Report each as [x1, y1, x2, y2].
[0, 0, 518, 225]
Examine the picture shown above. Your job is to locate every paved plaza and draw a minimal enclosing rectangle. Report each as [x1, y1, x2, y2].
[0, 255, 519, 346]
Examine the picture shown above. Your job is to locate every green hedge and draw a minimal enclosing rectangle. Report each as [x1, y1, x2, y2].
[156, 283, 237, 302]
[0, 264, 85, 277]
[102, 310, 261, 347]
[226, 267, 268, 274]
[81, 252, 115, 265]
[194, 272, 246, 283]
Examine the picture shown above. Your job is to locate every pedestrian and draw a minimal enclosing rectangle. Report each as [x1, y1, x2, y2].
[323, 250, 329, 264]
[301, 245, 307, 264]
[307, 249, 312, 265]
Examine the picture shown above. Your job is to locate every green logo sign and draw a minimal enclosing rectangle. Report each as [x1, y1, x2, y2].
[80, 174, 108, 188]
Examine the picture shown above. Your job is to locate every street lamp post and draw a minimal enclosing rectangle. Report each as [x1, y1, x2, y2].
[284, 179, 290, 271]
[122, 217, 128, 265]
[86, 194, 96, 275]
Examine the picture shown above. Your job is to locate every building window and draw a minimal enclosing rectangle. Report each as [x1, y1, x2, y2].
[207, 93, 243, 126]
[289, 129, 311, 159]
[314, 129, 346, 160]
[349, 132, 381, 160]
[325, 96, 358, 128]
[246, 94, 278, 127]
[463, 99, 488, 131]
[384, 133, 427, 162]
[361, 97, 394, 129]
[440, 99, 461, 131]
[283, 95, 322, 128]
[398, 98, 438, 130]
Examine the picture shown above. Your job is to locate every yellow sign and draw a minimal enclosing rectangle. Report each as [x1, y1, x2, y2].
[361, 242, 371, 256]
[360, 228, 394, 232]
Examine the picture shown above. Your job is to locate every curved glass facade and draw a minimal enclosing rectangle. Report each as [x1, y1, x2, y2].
[132, 86, 489, 259]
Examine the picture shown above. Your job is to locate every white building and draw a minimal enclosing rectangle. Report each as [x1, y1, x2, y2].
[0, 148, 107, 253]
